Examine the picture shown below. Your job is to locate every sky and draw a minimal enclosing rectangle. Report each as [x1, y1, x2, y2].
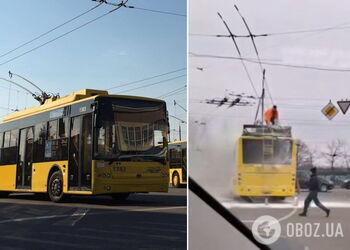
[189, 0, 350, 193]
[0, 0, 186, 141]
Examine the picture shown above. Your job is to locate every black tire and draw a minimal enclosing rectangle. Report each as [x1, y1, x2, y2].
[0, 192, 9, 198]
[172, 172, 181, 188]
[346, 182, 350, 190]
[111, 193, 130, 201]
[320, 184, 328, 192]
[48, 171, 65, 202]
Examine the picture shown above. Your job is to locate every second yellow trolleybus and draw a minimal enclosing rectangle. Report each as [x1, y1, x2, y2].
[234, 125, 297, 199]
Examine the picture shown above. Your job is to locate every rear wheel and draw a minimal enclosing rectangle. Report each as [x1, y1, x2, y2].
[320, 184, 328, 192]
[172, 172, 180, 188]
[48, 171, 65, 202]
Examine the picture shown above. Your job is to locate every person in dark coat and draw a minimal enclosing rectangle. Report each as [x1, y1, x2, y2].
[299, 167, 330, 217]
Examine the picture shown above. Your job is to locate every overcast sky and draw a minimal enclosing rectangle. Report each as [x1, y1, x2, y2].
[189, 0, 350, 191]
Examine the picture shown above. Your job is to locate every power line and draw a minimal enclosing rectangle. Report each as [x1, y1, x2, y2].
[265, 24, 350, 36]
[101, 1, 186, 17]
[0, 1, 127, 67]
[217, 12, 259, 98]
[0, 2, 104, 60]
[233, 5, 274, 105]
[117, 74, 186, 93]
[128, 6, 186, 17]
[189, 52, 350, 72]
[160, 88, 186, 99]
[190, 22, 350, 38]
[169, 114, 186, 124]
[157, 85, 186, 98]
[106, 68, 186, 91]
[174, 100, 187, 112]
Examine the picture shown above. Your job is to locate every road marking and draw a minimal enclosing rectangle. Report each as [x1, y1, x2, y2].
[222, 201, 350, 209]
[53, 208, 89, 226]
[71, 208, 89, 226]
[0, 206, 186, 224]
[130, 206, 186, 212]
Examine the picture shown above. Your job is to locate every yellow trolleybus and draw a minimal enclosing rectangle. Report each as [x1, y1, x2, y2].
[234, 125, 297, 198]
[0, 89, 169, 202]
[168, 140, 187, 187]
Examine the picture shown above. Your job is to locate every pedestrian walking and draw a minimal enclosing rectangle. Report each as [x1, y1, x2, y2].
[299, 167, 330, 217]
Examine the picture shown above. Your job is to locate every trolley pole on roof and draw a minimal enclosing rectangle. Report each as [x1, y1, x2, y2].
[261, 69, 266, 125]
[8, 71, 54, 105]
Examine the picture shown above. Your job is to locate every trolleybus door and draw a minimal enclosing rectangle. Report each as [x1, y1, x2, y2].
[16, 127, 34, 189]
[68, 114, 92, 190]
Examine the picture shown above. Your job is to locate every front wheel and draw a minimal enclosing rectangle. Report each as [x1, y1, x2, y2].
[48, 171, 65, 202]
[172, 172, 180, 188]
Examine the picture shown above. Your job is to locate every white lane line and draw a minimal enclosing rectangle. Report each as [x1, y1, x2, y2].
[0, 206, 186, 224]
[222, 201, 350, 209]
[2, 236, 95, 249]
[0, 214, 70, 224]
[71, 208, 89, 226]
[130, 206, 187, 212]
[53, 208, 89, 226]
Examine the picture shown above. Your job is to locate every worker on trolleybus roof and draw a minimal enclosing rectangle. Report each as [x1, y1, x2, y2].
[264, 105, 279, 125]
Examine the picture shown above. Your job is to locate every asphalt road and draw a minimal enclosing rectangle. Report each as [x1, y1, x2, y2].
[220, 189, 350, 250]
[0, 187, 187, 250]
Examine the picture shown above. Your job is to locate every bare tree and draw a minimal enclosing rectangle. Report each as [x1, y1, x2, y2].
[323, 139, 346, 170]
[341, 145, 350, 169]
[297, 140, 318, 168]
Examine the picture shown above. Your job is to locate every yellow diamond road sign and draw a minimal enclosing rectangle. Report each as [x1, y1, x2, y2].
[322, 101, 339, 120]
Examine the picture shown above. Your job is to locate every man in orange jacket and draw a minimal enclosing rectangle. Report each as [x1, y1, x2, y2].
[264, 105, 279, 125]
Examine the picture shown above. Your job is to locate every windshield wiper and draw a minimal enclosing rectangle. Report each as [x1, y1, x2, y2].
[189, 177, 271, 250]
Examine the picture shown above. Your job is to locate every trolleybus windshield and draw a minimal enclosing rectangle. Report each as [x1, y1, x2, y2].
[95, 98, 168, 161]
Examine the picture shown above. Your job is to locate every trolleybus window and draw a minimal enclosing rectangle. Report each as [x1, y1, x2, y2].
[243, 139, 292, 165]
[1, 130, 19, 164]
